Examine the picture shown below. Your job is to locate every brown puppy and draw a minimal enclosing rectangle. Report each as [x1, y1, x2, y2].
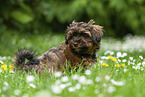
[14, 20, 103, 73]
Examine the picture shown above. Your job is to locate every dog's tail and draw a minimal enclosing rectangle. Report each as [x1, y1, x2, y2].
[14, 49, 40, 69]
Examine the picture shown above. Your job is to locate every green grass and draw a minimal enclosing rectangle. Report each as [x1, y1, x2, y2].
[1, 51, 145, 97]
[1, 32, 145, 97]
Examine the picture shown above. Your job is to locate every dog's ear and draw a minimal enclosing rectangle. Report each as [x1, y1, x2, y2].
[91, 25, 103, 46]
[65, 31, 72, 44]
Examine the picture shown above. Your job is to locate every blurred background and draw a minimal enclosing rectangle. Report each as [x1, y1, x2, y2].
[0, 0, 145, 56]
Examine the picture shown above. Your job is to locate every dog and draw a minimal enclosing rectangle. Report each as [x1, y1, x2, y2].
[14, 20, 103, 73]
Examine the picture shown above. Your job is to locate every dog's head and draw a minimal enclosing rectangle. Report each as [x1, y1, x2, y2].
[65, 19, 103, 55]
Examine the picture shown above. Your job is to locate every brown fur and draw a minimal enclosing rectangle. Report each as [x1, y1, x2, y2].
[14, 19, 103, 73]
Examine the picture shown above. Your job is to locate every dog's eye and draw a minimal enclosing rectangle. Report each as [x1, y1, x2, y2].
[81, 33, 89, 37]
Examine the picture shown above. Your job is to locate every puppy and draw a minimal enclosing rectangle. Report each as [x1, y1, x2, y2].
[14, 20, 103, 73]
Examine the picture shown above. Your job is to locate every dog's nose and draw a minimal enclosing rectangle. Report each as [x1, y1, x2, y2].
[74, 43, 78, 47]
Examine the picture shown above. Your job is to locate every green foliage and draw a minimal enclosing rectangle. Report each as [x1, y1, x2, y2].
[0, 0, 145, 37]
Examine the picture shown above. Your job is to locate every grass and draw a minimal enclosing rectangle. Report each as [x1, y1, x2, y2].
[0, 32, 145, 97]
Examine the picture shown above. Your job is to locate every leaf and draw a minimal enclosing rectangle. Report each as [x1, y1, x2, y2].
[11, 10, 34, 24]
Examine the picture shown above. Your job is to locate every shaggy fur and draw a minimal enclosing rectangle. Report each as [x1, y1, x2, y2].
[14, 20, 103, 73]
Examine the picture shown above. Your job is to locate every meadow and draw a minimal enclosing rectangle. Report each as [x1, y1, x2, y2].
[0, 33, 145, 97]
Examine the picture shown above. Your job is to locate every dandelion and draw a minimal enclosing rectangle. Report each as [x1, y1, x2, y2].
[102, 63, 109, 67]
[51, 85, 62, 94]
[26, 75, 35, 83]
[85, 70, 91, 75]
[54, 71, 62, 77]
[115, 64, 120, 68]
[108, 56, 113, 59]
[1, 64, 8, 70]
[107, 86, 116, 93]
[29, 83, 36, 88]
[112, 58, 117, 62]
[14, 89, 21, 95]
[61, 76, 69, 82]
[121, 63, 125, 67]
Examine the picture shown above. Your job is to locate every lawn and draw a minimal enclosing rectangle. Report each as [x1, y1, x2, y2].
[0, 33, 145, 97]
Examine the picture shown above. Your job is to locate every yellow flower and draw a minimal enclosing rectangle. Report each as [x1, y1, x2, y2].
[9, 65, 13, 68]
[105, 63, 109, 67]
[112, 58, 117, 62]
[102, 63, 105, 66]
[115, 64, 120, 67]
[108, 56, 113, 59]
[121, 63, 125, 67]
[1, 64, 8, 70]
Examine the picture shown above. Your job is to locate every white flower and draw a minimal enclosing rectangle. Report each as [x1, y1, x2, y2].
[110, 51, 114, 55]
[139, 56, 143, 59]
[122, 59, 127, 62]
[86, 79, 93, 85]
[3, 81, 9, 86]
[78, 76, 87, 84]
[54, 71, 62, 77]
[101, 56, 109, 59]
[85, 70, 91, 75]
[26, 75, 35, 83]
[129, 57, 133, 60]
[14, 89, 21, 95]
[61, 76, 69, 82]
[118, 59, 121, 62]
[111, 79, 125, 86]
[59, 84, 67, 89]
[124, 69, 127, 73]
[137, 63, 141, 66]
[107, 86, 116, 93]
[22, 94, 29, 97]
[104, 51, 111, 55]
[75, 83, 81, 90]
[117, 52, 122, 58]
[68, 87, 76, 92]
[0, 60, 3, 64]
[142, 62, 145, 66]
[51, 85, 62, 94]
[136, 66, 140, 69]
[105, 75, 110, 81]
[71, 74, 79, 80]
[94, 89, 99, 94]
[55, 80, 61, 85]
[95, 77, 101, 82]
[29, 83, 36, 88]
[123, 53, 127, 57]
[2, 87, 8, 91]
